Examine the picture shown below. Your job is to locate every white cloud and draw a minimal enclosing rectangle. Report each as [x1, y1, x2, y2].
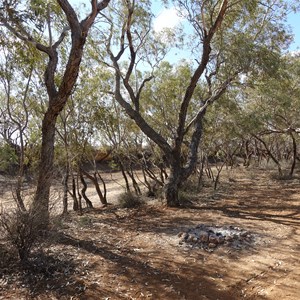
[288, 50, 300, 57]
[153, 7, 183, 32]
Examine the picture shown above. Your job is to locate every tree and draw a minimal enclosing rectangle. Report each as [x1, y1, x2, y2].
[0, 0, 111, 227]
[98, 0, 292, 206]
[0, 36, 42, 210]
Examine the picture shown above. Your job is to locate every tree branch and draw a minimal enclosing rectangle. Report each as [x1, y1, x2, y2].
[175, 0, 229, 153]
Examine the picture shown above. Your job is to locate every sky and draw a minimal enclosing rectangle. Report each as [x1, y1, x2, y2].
[287, 12, 300, 51]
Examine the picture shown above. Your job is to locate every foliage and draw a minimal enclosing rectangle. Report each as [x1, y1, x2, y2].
[0, 143, 18, 172]
[118, 192, 142, 208]
[232, 53, 300, 172]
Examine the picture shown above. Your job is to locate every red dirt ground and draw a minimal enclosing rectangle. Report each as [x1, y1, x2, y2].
[0, 167, 299, 299]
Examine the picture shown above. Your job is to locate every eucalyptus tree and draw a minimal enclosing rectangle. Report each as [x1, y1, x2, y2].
[96, 0, 293, 206]
[0, 0, 111, 226]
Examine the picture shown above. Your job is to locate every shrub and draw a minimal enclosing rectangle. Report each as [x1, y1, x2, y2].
[0, 208, 40, 262]
[78, 215, 93, 227]
[270, 172, 293, 181]
[118, 192, 142, 208]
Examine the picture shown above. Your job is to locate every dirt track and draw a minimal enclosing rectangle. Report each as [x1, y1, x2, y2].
[0, 170, 142, 212]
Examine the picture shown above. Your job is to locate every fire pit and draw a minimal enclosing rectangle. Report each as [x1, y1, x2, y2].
[178, 224, 255, 251]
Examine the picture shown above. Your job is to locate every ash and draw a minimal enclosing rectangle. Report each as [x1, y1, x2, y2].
[178, 224, 256, 251]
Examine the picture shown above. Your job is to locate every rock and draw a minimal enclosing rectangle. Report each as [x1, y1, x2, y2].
[178, 232, 184, 238]
[192, 236, 198, 243]
[186, 234, 194, 242]
[225, 235, 233, 241]
[209, 234, 219, 244]
[246, 234, 252, 239]
[241, 231, 248, 237]
[208, 243, 217, 248]
[199, 231, 209, 243]
[183, 233, 189, 240]
[217, 235, 225, 244]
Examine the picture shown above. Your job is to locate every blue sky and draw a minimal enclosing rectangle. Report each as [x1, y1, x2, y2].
[287, 12, 300, 51]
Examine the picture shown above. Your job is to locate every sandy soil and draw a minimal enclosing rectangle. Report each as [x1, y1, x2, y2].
[0, 167, 299, 299]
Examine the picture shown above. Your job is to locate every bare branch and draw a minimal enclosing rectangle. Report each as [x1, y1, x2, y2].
[56, 0, 81, 34]
[1, 21, 50, 54]
[47, 3, 53, 46]
[175, 0, 229, 153]
[81, 0, 111, 31]
[52, 26, 69, 49]
[185, 73, 237, 135]
[136, 76, 153, 103]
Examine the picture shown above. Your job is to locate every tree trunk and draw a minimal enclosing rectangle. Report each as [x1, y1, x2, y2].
[214, 160, 226, 190]
[62, 164, 69, 215]
[81, 168, 107, 206]
[119, 160, 131, 193]
[96, 170, 107, 203]
[127, 166, 141, 196]
[164, 164, 182, 207]
[253, 134, 283, 177]
[197, 155, 205, 192]
[76, 171, 83, 215]
[71, 176, 79, 211]
[31, 112, 57, 227]
[244, 140, 252, 167]
[14, 126, 26, 211]
[289, 132, 297, 177]
[79, 171, 94, 209]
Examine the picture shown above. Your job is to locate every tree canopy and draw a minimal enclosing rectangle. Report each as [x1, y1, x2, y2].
[0, 0, 299, 217]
